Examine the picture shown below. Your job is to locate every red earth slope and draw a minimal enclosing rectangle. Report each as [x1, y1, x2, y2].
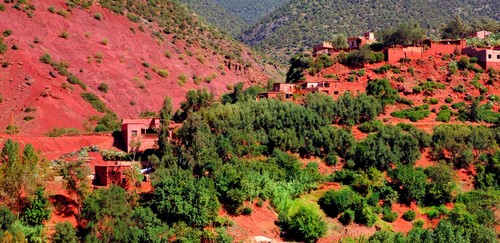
[0, 0, 280, 135]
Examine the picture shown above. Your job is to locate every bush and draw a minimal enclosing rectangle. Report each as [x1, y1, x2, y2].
[157, 69, 169, 78]
[59, 30, 69, 39]
[101, 38, 108, 45]
[80, 92, 107, 113]
[358, 120, 383, 133]
[94, 13, 103, 21]
[324, 153, 337, 166]
[52, 221, 78, 243]
[429, 98, 438, 104]
[436, 108, 452, 122]
[445, 97, 453, 103]
[67, 75, 86, 90]
[382, 207, 398, 222]
[402, 210, 416, 221]
[391, 104, 430, 122]
[453, 84, 466, 93]
[241, 207, 252, 215]
[412, 86, 422, 94]
[318, 188, 360, 217]
[287, 206, 327, 243]
[339, 209, 355, 225]
[3, 30, 12, 37]
[98, 83, 109, 93]
[40, 53, 52, 64]
[46, 128, 80, 137]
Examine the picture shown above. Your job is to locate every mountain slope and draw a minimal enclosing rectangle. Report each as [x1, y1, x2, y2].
[213, 0, 288, 24]
[179, 0, 248, 37]
[0, 0, 281, 135]
[240, 0, 500, 62]
[180, 0, 288, 36]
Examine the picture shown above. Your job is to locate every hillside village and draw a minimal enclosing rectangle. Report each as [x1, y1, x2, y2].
[259, 31, 500, 101]
[0, 1, 499, 243]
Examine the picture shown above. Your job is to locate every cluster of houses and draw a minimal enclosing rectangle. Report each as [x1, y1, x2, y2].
[259, 31, 500, 102]
[312, 31, 499, 69]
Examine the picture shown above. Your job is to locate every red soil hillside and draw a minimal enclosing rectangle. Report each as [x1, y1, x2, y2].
[0, 0, 281, 135]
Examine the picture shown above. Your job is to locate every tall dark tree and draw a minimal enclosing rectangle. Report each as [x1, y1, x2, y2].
[158, 96, 173, 160]
[442, 15, 473, 39]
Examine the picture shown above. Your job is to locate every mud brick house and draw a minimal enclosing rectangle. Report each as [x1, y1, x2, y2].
[313, 42, 335, 56]
[462, 47, 500, 70]
[94, 162, 131, 187]
[258, 80, 363, 101]
[348, 32, 376, 49]
[121, 118, 161, 152]
[471, 31, 492, 40]
[385, 39, 467, 63]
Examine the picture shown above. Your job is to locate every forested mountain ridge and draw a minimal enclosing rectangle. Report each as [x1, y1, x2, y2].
[180, 0, 288, 36]
[239, 0, 500, 62]
[178, 0, 248, 36]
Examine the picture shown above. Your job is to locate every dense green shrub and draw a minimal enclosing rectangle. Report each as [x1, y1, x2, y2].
[339, 209, 355, 225]
[81, 92, 107, 113]
[402, 210, 416, 221]
[391, 104, 430, 122]
[286, 206, 327, 243]
[52, 221, 78, 243]
[358, 120, 383, 133]
[98, 83, 109, 93]
[382, 206, 398, 222]
[366, 78, 398, 107]
[350, 125, 421, 170]
[318, 188, 360, 217]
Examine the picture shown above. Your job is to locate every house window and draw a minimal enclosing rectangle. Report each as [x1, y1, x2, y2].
[131, 130, 138, 136]
[488, 54, 492, 59]
[497, 55, 500, 59]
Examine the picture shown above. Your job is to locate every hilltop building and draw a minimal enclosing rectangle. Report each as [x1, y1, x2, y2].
[313, 42, 335, 56]
[385, 39, 467, 63]
[348, 32, 376, 49]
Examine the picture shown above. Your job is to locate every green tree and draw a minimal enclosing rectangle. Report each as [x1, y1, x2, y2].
[379, 22, 425, 47]
[389, 165, 427, 203]
[60, 160, 91, 209]
[152, 168, 220, 227]
[333, 34, 349, 49]
[22, 187, 51, 226]
[0, 141, 47, 210]
[286, 53, 313, 82]
[158, 96, 173, 159]
[442, 15, 473, 39]
[81, 185, 140, 242]
[425, 164, 456, 205]
[366, 78, 399, 107]
[287, 206, 327, 243]
[52, 221, 78, 243]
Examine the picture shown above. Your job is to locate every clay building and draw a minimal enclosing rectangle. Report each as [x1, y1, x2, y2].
[462, 47, 500, 70]
[313, 42, 335, 56]
[385, 39, 467, 63]
[348, 32, 376, 49]
[471, 31, 492, 40]
[94, 162, 131, 187]
[121, 118, 161, 152]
